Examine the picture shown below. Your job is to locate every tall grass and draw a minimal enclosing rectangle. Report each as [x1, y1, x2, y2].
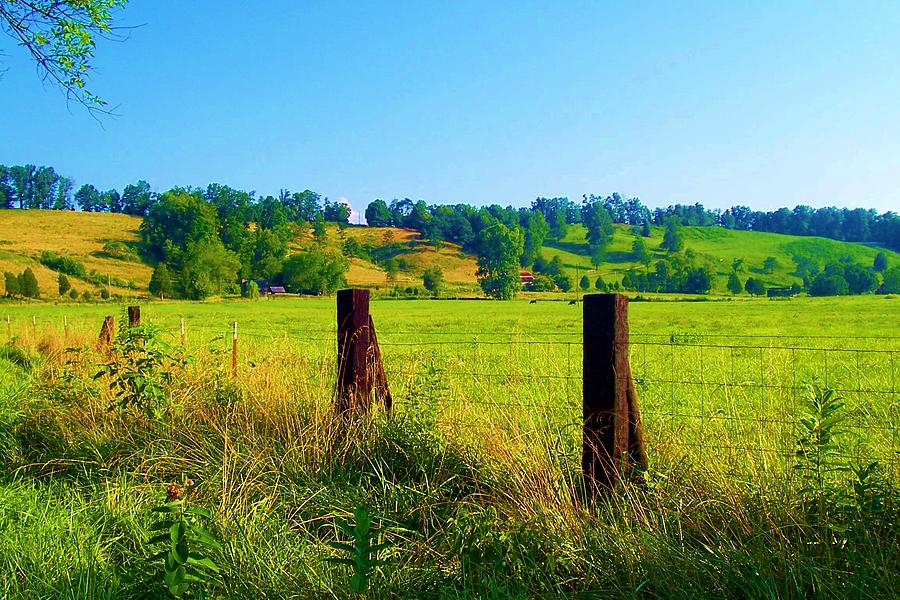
[0, 317, 898, 598]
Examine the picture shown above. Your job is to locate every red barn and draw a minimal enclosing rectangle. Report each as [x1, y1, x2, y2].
[520, 270, 534, 286]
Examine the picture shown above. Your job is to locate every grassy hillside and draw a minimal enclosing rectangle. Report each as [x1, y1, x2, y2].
[0, 209, 151, 297]
[2, 209, 896, 299]
[542, 223, 900, 293]
[0, 210, 481, 299]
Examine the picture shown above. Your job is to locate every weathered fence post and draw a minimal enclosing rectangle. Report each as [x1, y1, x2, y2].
[337, 289, 372, 414]
[63, 315, 68, 340]
[336, 289, 392, 414]
[231, 321, 238, 378]
[127, 306, 140, 327]
[31, 315, 36, 335]
[582, 294, 648, 496]
[98, 315, 115, 351]
[180, 318, 186, 346]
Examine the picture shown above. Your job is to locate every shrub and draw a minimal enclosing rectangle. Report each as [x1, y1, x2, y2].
[69, 288, 78, 300]
[39, 251, 86, 278]
[57, 274, 71, 296]
[99, 287, 110, 300]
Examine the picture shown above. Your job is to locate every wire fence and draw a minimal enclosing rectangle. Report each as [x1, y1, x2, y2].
[5, 313, 899, 474]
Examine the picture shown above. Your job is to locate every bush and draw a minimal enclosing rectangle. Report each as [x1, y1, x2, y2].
[39, 251, 86, 278]
[809, 273, 849, 296]
[69, 288, 79, 300]
[100, 288, 110, 300]
[422, 267, 444, 296]
[81, 290, 93, 302]
[57, 274, 70, 296]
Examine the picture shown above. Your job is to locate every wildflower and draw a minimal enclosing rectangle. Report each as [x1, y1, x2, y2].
[166, 483, 183, 501]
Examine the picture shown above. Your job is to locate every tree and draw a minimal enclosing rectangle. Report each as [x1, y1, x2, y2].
[4, 272, 20, 297]
[141, 189, 219, 265]
[727, 272, 743, 295]
[520, 212, 549, 267]
[365, 199, 393, 226]
[74, 184, 102, 212]
[661, 216, 683, 253]
[554, 274, 573, 292]
[422, 266, 444, 296]
[530, 273, 556, 291]
[590, 244, 605, 268]
[281, 249, 348, 295]
[121, 180, 155, 216]
[632, 238, 650, 265]
[582, 201, 614, 248]
[100, 287, 110, 299]
[57, 273, 70, 296]
[880, 267, 900, 293]
[809, 273, 849, 296]
[594, 276, 607, 292]
[579, 275, 590, 290]
[246, 280, 260, 300]
[20, 267, 40, 297]
[69, 287, 78, 299]
[178, 240, 240, 300]
[52, 176, 74, 210]
[843, 264, 878, 294]
[640, 220, 652, 237]
[874, 252, 888, 272]
[475, 221, 524, 300]
[762, 256, 780, 274]
[744, 277, 765, 296]
[732, 258, 745, 273]
[149, 262, 173, 300]
[0, 0, 127, 111]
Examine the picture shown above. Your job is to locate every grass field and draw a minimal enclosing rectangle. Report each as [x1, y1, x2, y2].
[1, 295, 898, 598]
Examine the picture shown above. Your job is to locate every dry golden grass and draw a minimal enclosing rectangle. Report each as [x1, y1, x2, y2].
[0, 209, 151, 296]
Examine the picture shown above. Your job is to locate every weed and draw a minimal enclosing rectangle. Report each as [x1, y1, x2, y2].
[327, 506, 391, 595]
[148, 480, 222, 598]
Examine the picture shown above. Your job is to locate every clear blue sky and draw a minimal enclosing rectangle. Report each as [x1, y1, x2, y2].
[2, 1, 900, 216]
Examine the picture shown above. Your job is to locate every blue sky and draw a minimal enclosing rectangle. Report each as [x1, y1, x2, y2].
[2, 1, 900, 215]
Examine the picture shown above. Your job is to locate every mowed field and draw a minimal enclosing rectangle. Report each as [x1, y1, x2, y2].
[1, 295, 899, 597]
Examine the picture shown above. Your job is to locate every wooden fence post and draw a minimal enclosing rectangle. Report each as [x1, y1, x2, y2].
[337, 289, 372, 414]
[98, 316, 115, 351]
[231, 322, 238, 378]
[582, 294, 648, 496]
[127, 306, 140, 327]
[64, 315, 68, 340]
[180, 318, 186, 346]
[31, 315, 36, 335]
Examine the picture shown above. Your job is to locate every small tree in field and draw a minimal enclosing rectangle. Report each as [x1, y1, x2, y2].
[745, 277, 766, 296]
[763, 256, 780, 274]
[69, 288, 79, 300]
[873, 252, 887, 272]
[579, 275, 590, 290]
[100, 287, 110, 300]
[594, 276, 607, 291]
[422, 266, 444, 296]
[58, 274, 71, 296]
[149, 263, 173, 300]
[20, 268, 40, 298]
[4, 272, 20, 297]
[246, 280, 260, 300]
[727, 272, 743, 295]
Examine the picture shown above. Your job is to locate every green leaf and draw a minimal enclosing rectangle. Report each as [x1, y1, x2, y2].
[184, 506, 213, 519]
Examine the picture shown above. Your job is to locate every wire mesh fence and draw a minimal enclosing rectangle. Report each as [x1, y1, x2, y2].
[4, 312, 899, 475]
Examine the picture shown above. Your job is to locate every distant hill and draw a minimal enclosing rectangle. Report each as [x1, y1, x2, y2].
[1, 209, 896, 299]
[542, 223, 900, 293]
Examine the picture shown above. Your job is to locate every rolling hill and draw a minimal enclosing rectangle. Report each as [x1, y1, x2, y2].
[0, 209, 896, 299]
[541, 223, 899, 294]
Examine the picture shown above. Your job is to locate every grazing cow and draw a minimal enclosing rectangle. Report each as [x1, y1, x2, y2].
[568, 300, 577, 305]
[529, 299, 537, 304]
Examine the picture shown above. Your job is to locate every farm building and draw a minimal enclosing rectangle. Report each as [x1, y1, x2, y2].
[520, 271, 534, 286]
[767, 287, 794, 297]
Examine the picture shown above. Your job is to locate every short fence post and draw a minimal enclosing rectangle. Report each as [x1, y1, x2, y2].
[582, 293, 648, 496]
[180, 318, 186, 346]
[64, 315, 68, 340]
[31, 315, 36, 335]
[231, 322, 238, 378]
[6, 315, 10, 339]
[127, 306, 140, 327]
[98, 315, 115, 351]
